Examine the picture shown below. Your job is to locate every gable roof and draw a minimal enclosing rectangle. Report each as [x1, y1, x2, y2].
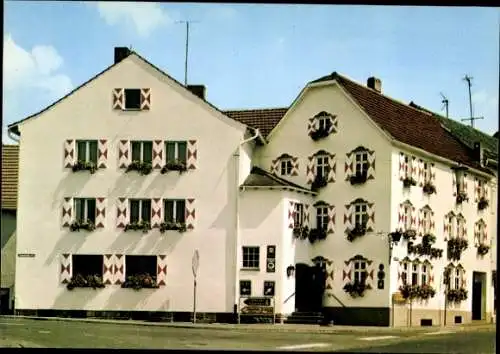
[1, 145, 19, 210]
[224, 108, 288, 138]
[242, 166, 316, 195]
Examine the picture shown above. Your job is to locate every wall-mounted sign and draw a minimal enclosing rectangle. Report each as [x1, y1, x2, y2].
[392, 292, 406, 304]
[266, 245, 276, 273]
[17, 253, 35, 258]
[263, 281, 275, 296]
[239, 296, 275, 316]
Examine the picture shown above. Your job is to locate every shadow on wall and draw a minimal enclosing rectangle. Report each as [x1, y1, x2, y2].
[239, 192, 280, 229]
[52, 287, 99, 309]
[104, 288, 156, 310]
[44, 230, 87, 266]
[51, 173, 93, 209]
[109, 231, 143, 254]
[142, 172, 181, 196]
[109, 173, 147, 199]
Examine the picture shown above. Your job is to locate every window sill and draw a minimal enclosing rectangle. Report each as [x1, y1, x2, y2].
[122, 108, 142, 111]
[240, 268, 260, 272]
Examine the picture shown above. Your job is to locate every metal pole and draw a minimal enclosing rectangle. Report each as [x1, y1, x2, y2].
[409, 298, 412, 327]
[193, 276, 197, 324]
[184, 21, 189, 86]
[466, 77, 473, 123]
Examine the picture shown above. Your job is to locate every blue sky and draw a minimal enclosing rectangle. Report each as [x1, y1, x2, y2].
[3, 3, 499, 143]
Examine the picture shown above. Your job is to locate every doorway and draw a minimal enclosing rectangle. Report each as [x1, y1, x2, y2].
[0, 288, 10, 315]
[472, 272, 485, 320]
[295, 263, 325, 313]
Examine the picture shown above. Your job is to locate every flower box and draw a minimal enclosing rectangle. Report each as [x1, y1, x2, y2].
[69, 220, 96, 232]
[389, 230, 402, 243]
[311, 175, 328, 191]
[293, 226, 309, 240]
[347, 224, 367, 242]
[124, 220, 151, 233]
[477, 243, 490, 256]
[422, 182, 436, 195]
[446, 288, 468, 303]
[310, 127, 330, 141]
[456, 191, 469, 204]
[126, 161, 152, 175]
[343, 281, 371, 298]
[402, 177, 417, 188]
[161, 160, 187, 174]
[349, 172, 368, 185]
[399, 284, 436, 300]
[478, 197, 489, 211]
[422, 233, 436, 245]
[121, 273, 159, 290]
[308, 228, 327, 243]
[159, 221, 187, 233]
[72, 160, 97, 174]
[447, 238, 468, 261]
[66, 274, 105, 290]
[402, 229, 417, 241]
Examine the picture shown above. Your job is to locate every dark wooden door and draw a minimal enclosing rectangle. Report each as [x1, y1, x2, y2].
[311, 264, 326, 312]
[0, 289, 10, 315]
[295, 264, 313, 312]
[472, 279, 482, 320]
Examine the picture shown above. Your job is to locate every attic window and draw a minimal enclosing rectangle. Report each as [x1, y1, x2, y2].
[124, 89, 141, 110]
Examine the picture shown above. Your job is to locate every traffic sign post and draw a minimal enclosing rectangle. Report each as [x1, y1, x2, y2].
[192, 250, 199, 324]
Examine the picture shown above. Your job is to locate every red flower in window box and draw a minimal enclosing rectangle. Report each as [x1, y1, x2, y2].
[477, 243, 490, 256]
[478, 197, 489, 211]
[161, 160, 187, 174]
[422, 182, 436, 195]
[72, 160, 97, 174]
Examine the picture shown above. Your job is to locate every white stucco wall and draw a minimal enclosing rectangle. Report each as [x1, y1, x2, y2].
[14, 54, 250, 313]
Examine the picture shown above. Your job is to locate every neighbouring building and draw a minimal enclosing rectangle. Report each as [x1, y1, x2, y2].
[7, 47, 498, 326]
[1, 144, 19, 314]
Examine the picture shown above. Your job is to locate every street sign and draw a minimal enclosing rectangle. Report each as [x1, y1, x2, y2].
[243, 297, 271, 306]
[239, 296, 275, 320]
[192, 249, 199, 277]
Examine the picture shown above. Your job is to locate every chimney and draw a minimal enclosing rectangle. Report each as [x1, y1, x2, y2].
[367, 77, 382, 93]
[187, 85, 206, 100]
[473, 141, 484, 166]
[114, 47, 131, 64]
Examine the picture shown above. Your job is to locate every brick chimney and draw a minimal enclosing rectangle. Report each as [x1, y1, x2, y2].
[367, 77, 382, 93]
[188, 85, 206, 100]
[114, 47, 131, 64]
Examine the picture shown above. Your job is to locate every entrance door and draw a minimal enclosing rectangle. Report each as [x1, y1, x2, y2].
[295, 264, 313, 312]
[472, 275, 483, 320]
[310, 263, 326, 312]
[0, 289, 10, 315]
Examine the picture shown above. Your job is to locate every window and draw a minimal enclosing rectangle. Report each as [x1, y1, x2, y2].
[354, 203, 368, 227]
[404, 155, 411, 177]
[455, 172, 465, 192]
[76, 140, 98, 164]
[411, 264, 419, 286]
[293, 203, 304, 228]
[448, 214, 456, 239]
[125, 255, 157, 278]
[318, 116, 332, 131]
[478, 180, 487, 199]
[316, 206, 328, 230]
[403, 204, 412, 231]
[421, 264, 429, 285]
[164, 199, 185, 223]
[355, 151, 369, 176]
[124, 89, 141, 110]
[457, 216, 466, 238]
[315, 155, 329, 179]
[423, 162, 431, 182]
[280, 159, 293, 176]
[72, 255, 103, 278]
[74, 198, 96, 224]
[240, 280, 251, 296]
[263, 281, 275, 296]
[165, 141, 187, 163]
[130, 199, 151, 224]
[401, 262, 408, 285]
[353, 261, 367, 284]
[242, 246, 260, 269]
[453, 268, 462, 290]
[422, 209, 431, 233]
[131, 141, 153, 163]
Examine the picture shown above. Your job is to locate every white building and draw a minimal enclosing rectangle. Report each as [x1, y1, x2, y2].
[8, 48, 497, 326]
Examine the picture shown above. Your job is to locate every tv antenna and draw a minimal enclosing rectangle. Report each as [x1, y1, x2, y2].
[176, 20, 200, 86]
[460, 75, 483, 128]
[440, 92, 449, 118]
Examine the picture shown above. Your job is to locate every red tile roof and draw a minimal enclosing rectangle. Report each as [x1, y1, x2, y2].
[223, 108, 288, 138]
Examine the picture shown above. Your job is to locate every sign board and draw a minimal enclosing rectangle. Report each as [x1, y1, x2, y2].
[192, 250, 199, 277]
[239, 296, 275, 317]
[17, 253, 35, 258]
[392, 292, 406, 304]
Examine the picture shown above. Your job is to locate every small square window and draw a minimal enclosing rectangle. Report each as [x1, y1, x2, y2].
[74, 198, 97, 224]
[124, 89, 141, 110]
[280, 159, 293, 176]
[164, 199, 186, 223]
[240, 280, 251, 296]
[242, 246, 260, 269]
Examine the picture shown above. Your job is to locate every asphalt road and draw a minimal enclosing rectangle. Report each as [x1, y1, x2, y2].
[0, 317, 496, 353]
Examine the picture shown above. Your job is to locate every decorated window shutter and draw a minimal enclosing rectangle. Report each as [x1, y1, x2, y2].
[366, 203, 375, 231]
[410, 156, 418, 181]
[463, 176, 468, 194]
[95, 198, 106, 228]
[452, 173, 457, 196]
[288, 201, 295, 229]
[366, 150, 376, 180]
[152, 140, 164, 169]
[325, 260, 334, 290]
[118, 140, 131, 168]
[113, 88, 125, 110]
[397, 262, 404, 286]
[326, 205, 336, 235]
[327, 154, 336, 182]
[398, 203, 405, 231]
[430, 164, 436, 183]
[329, 116, 338, 134]
[443, 217, 450, 241]
[410, 206, 416, 229]
[306, 156, 315, 184]
[103, 254, 114, 285]
[113, 254, 125, 285]
[344, 204, 354, 233]
[307, 117, 315, 135]
[97, 139, 108, 168]
[473, 222, 480, 245]
[483, 225, 487, 243]
[429, 210, 435, 234]
[270, 157, 279, 175]
[291, 157, 299, 176]
[429, 264, 435, 287]
[304, 204, 310, 227]
[365, 260, 375, 288]
[62, 197, 73, 227]
[116, 198, 128, 228]
[398, 153, 406, 180]
[151, 198, 163, 228]
[64, 139, 76, 168]
[418, 208, 424, 235]
[344, 152, 354, 180]
[60, 253, 72, 284]
[157, 255, 167, 286]
[140, 88, 151, 110]
[185, 198, 196, 230]
[417, 159, 425, 186]
[186, 140, 198, 170]
[342, 260, 352, 285]
[461, 269, 467, 289]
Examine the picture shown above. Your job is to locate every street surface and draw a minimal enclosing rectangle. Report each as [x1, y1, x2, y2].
[0, 317, 496, 353]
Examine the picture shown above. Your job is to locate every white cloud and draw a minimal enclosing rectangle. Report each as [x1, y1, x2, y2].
[472, 89, 499, 133]
[95, 2, 173, 38]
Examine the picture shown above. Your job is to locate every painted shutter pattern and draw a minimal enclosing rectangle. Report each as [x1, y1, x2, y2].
[270, 158, 279, 175]
[327, 154, 336, 183]
[410, 156, 418, 181]
[428, 263, 435, 286]
[326, 205, 336, 234]
[398, 153, 406, 180]
[95, 198, 106, 228]
[291, 157, 299, 176]
[429, 210, 435, 234]
[186, 140, 197, 170]
[344, 204, 354, 232]
[365, 260, 374, 288]
[60, 253, 72, 284]
[461, 269, 467, 289]
[152, 140, 164, 169]
[64, 139, 76, 168]
[307, 117, 315, 135]
[344, 152, 354, 180]
[366, 203, 375, 231]
[113, 88, 125, 110]
[288, 201, 295, 229]
[103, 254, 114, 285]
[461, 218, 467, 239]
[97, 139, 108, 168]
[418, 208, 424, 236]
[113, 254, 125, 285]
[151, 198, 162, 228]
[452, 173, 457, 196]
[304, 204, 310, 227]
[410, 206, 417, 229]
[443, 216, 450, 241]
[342, 261, 352, 284]
[306, 156, 315, 184]
[329, 116, 338, 134]
[398, 203, 405, 230]
[140, 88, 151, 110]
[157, 255, 167, 286]
[62, 197, 73, 227]
[325, 260, 334, 290]
[185, 199, 196, 230]
[430, 163, 436, 184]
[474, 178, 480, 202]
[417, 159, 425, 186]
[473, 221, 480, 245]
[116, 198, 128, 229]
[118, 140, 131, 168]
[463, 177, 468, 195]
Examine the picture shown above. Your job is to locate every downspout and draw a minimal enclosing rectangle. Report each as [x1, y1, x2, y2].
[234, 128, 260, 323]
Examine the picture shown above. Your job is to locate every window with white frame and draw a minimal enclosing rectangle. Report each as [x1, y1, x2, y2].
[355, 151, 369, 176]
[455, 171, 466, 192]
[315, 155, 329, 179]
[448, 214, 456, 239]
[478, 179, 487, 199]
[401, 262, 409, 285]
[165, 141, 187, 164]
[76, 140, 98, 164]
[403, 204, 412, 231]
[422, 208, 431, 233]
[411, 263, 419, 286]
[453, 268, 463, 290]
[293, 203, 304, 228]
[477, 221, 487, 244]
[129, 199, 151, 224]
[242, 246, 260, 269]
[353, 260, 367, 284]
[457, 216, 466, 238]
[404, 155, 412, 177]
[164, 199, 185, 223]
[131, 141, 153, 163]
[280, 158, 293, 176]
[318, 115, 332, 131]
[354, 202, 368, 227]
[316, 206, 328, 230]
[423, 162, 431, 182]
[74, 198, 96, 224]
[420, 264, 430, 285]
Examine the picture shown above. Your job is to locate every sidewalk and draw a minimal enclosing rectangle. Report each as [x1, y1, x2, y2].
[0, 315, 495, 334]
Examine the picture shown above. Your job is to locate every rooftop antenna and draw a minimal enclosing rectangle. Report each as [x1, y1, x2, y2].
[440, 92, 449, 118]
[460, 74, 483, 128]
[176, 20, 200, 86]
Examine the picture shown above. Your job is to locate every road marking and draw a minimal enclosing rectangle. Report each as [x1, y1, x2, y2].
[277, 343, 330, 350]
[423, 330, 455, 336]
[38, 330, 50, 334]
[0, 322, 23, 326]
[359, 335, 398, 341]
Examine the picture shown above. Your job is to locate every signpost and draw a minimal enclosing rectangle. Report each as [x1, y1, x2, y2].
[192, 250, 199, 324]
